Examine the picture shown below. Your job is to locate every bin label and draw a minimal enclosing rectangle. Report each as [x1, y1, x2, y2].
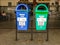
[17, 14, 27, 28]
[37, 16, 46, 26]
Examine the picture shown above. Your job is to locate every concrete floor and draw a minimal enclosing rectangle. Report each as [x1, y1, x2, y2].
[0, 29, 60, 45]
[0, 13, 60, 45]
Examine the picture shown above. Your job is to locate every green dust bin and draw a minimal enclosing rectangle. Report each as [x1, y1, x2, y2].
[35, 4, 49, 30]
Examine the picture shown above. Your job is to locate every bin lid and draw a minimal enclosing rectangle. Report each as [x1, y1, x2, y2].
[15, 4, 28, 12]
[35, 4, 48, 12]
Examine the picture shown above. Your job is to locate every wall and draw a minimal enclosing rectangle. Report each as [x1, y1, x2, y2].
[0, 0, 60, 6]
[0, 0, 19, 6]
[0, 0, 51, 6]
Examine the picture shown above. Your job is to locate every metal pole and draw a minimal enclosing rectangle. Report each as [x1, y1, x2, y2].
[16, 28, 18, 41]
[46, 14, 49, 41]
[31, 20, 33, 41]
[46, 28, 48, 41]
[15, 15, 18, 41]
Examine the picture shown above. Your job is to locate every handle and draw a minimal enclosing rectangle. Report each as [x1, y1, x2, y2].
[35, 4, 48, 11]
[15, 4, 28, 11]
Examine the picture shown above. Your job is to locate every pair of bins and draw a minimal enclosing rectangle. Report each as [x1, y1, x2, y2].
[15, 4, 49, 31]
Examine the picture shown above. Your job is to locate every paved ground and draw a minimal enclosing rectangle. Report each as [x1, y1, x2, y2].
[0, 13, 60, 45]
[0, 29, 60, 45]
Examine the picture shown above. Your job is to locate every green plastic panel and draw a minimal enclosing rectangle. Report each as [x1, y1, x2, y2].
[35, 4, 49, 30]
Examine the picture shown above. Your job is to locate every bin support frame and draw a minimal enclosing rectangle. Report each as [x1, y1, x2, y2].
[15, 3, 49, 41]
[15, 19, 49, 41]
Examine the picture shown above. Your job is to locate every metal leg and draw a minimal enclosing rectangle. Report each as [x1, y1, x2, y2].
[31, 20, 33, 41]
[46, 29, 49, 41]
[31, 29, 33, 41]
[16, 30, 17, 41]
[16, 18, 18, 41]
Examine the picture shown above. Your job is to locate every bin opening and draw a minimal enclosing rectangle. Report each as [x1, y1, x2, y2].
[38, 6, 46, 10]
[17, 5, 26, 10]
